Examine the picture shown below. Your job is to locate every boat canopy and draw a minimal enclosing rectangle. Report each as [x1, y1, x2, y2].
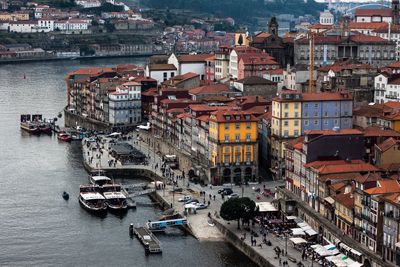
[80, 192, 105, 200]
[91, 176, 112, 182]
[103, 192, 126, 199]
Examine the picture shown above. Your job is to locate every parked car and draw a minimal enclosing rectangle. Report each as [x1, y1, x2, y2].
[194, 203, 207, 210]
[185, 199, 199, 205]
[227, 193, 239, 199]
[171, 187, 183, 193]
[178, 195, 192, 202]
[218, 188, 233, 196]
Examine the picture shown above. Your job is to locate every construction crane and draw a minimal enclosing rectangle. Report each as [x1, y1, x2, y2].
[308, 31, 316, 93]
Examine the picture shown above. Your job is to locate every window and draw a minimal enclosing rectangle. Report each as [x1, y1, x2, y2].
[236, 154, 241, 163]
[314, 120, 319, 125]
[246, 153, 251, 162]
[294, 120, 299, 126]
[314, 103, 319, 108]
[246, 133, 251, 140]
[224, 123, 229, 130]
[235, 123, 240, 129]
[334, 119, 339, 126]
[295, 112, 299, 118]
[224, 154, 230, 163]
[314, 112, 318, 117]
[304, 112, 309, 117]
[284, 120, 289, 126]
[284, 130, 289, 137]
[246, 145, 251, 151]
[324, 112, 328, 117]
[284, 103, 289, 109]
[235, 146, 241, 152]
[235, 134, 240, 141]
[304, 120, 309, 126]
[246, 122, 251, 129]
[170, 72, 175, 77]
[294, 130, 299, 136]
[324, 120, 328, 125]
[224, 147, 229, 153]
[163, 72, 167, 78]
[284, 112, 288, 118]
[295, 103, 299, 109]
[304, 103, 308, 108]
[224, 134, 229, 141]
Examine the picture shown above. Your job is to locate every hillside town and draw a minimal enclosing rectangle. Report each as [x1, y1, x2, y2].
[58, 1, 400, 266]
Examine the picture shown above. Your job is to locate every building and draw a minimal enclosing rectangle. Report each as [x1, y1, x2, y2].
[374, 72, 400, 103]
[168, 53, 212, 80]
[205, 55, 215, 83]
[333, 192, 355, 236]
[233, 76, 277, 99]
[375, 137, 400, 167]
[237, 54, 279, 80]
[189, 84, 237, 101]
[145, 64, 177, 84]
[271, 91, 353, 178]
[214, 46, 232, 81]
[54, 19, 90, 33]
[229, 46, 271, 80]
[320, 10, 334, 26]
[209, 110, 259, 185]
[354, 8, 392, 23]
[280, 64, 316, 92]
[294, 31, 396, 67]
[108, 81, 142, 128]
[0, 11, 29, 21]
[161, 72, 200, 90]
[75, 0, 101, 8]
[382, 193, 400, 265]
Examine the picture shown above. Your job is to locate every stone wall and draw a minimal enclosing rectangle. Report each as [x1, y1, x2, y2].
[213, 219, 274, 267]
[64, 108, 110, 132]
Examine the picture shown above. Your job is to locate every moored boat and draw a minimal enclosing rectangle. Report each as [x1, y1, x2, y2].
[90, 175, 112, 187]
[20, 121, 41, 134]
[103, 191, 128, 213]
[39, 122, 52, 134]
[78, 192, 107, 215]
[57, 132, 72, 142]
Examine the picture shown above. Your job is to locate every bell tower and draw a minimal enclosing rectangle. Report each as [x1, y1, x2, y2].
[268, 17, 279, 36]
[393, 0, 400, 25]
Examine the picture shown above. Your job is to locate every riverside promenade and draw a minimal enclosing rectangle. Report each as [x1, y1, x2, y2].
[81, 134, 310, 267]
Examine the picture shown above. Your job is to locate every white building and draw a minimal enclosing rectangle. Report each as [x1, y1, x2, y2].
[319, 10, 334, 25]
[168, 53, 209, 80]
[8, 19, 54, 33]
[278, 64, 315, 91]
[33, 5, 50, 19]
[355, 8, 392, 23]
[75, 0, 101, 8]
[108, 81, 142, 126]
[214, 47, 231, 81]
[374, 73, 400, 103]
[145, 64, 177, 84]
[37, 18, 54, 31]
[55, 19, 90, 32]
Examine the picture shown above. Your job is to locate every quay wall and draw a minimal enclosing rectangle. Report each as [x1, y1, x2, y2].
[65, 109, 110, 132]
[213, 219, 274, 267]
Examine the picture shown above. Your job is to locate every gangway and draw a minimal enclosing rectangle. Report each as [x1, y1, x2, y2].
[128, 188, 155, 197]
[123, 183, 148, 192]
[146, 218, 188, 232]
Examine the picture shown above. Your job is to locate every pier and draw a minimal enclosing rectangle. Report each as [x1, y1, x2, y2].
[132, 225, 162, 254]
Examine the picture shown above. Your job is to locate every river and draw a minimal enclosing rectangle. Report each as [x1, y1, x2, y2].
[0, 58, 257, 267]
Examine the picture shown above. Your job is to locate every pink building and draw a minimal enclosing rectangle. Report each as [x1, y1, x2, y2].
[237, 54, 279, 80]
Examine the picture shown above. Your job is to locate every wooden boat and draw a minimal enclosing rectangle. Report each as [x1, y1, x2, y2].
[39, 122, 52, 134]
[57, 132, 72, 142]
[103, 191, 128, 213]
[20, 121, 40, 134]
[78, 192, 107, 215]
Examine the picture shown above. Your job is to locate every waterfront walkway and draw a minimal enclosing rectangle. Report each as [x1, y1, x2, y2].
[81, 134, 314, 267]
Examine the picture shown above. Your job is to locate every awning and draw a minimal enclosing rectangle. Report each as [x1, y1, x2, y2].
[324, 196, 335, 205]
[256, 202, 278, 212]
[338, 242, 351, 252]
[301, 225, 312, 231]
[289, 237, 307, 245]
[297, 222, 309, 228]
[286, 215, 297, 220]
[291, 228, 306, 236]
[305, 229, 318, 236]
[348, 262, 363, 267]
[350, 248, 362, 257]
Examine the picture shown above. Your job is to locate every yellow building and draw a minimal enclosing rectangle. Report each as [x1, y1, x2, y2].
[333, 193, 354, 236]
[0, 12, 29, 21]
[209, 110, 258, 185]
[270, 92, 302, 177]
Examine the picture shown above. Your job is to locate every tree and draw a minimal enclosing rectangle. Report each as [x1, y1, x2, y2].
[237, 34, 243, 46]
[220, 197, 256, 229]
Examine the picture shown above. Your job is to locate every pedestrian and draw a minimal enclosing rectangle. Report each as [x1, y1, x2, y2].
[279, 258, 282, 266]
[213, 195, 216, 201]
[209, 194, 212, 200]
[208, 200, 210, 206]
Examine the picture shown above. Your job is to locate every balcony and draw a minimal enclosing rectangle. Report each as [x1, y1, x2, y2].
[365, 229, 376, 240]
[361, 213, 377, 226]
[385, 95, 399, 100]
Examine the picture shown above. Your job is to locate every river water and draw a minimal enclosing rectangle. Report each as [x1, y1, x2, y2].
[0, 58, 256, 267]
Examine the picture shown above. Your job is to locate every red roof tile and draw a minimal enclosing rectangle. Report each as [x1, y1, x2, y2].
[189, 84, 230, 95]
[364, 180, 400, 195]
[178, 54, 213, 63]
[333, 193, 355, 209]
[376, 137, 399, 152]
[355, 8, 392, 17]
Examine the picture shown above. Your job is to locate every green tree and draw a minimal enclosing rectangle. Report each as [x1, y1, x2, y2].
[220, 197, 256, 229]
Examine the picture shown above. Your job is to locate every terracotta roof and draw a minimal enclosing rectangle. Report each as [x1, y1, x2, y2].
[148, 64, 176, 71]
[363, 126, 400, 137]
[374, 24, 400, 34]
[309, 23, 334, 30]
[379, 162, 400, 172]
[318, 172, 361, 182]
[304, 160, 378, 174]
[364, 180, 400, 195]
[333, 193, 355, 209]
[196, 115, 210, 122]
[285, 136, 305, 150]
[166, 108, 185, 113]
[134, 76, 157, 82]
[209, 110, 258, 123]
[329, 182, 347, 192]
[163, 72, 199, 87]
[305, 129, 363, 136]
[296, 33, 388, 44]
[68, 67, 114, 77]
[355, 8, 392, 17]
[382, 193, 400, 206]
[376, 137, 399, 152]
[349, 22, 387, 30]
[239, 54, 278, 66]
[189, 84, 230, 95]
[142, 88, 157, 96]
[236, 76, 276, 85]
[266, 68, 284, 75]
[274, 91, 353, 102]
[176, 112, 192, 120]
[353, 173, 382, 184]
[178, 54, 213, 63]
[188, 104, 229, 112]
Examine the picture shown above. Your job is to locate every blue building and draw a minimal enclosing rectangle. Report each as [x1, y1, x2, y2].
[301, 92, 353, 134]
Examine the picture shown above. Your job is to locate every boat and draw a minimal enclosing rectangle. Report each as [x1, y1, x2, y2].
[78, 192, 107, 215]
[62, 191, 69, 200]
[90, 175, 112, 187]
[38, 122, 52, 134]
[103, 191, 128, 213]
[20, 121, 41, 134]
[57, 132, 72, 142]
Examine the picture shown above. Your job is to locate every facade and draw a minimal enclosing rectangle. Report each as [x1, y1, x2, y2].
[145, 64, 177, 84]
[374, 73, 400, 103]
[237, 54, 279, 80]
[354, 8, 392, 23]
[320, 10, 334, 26]
[229, 46, 264, 80]
[375, 137, 400, 167]
[209, 110, 259, 185]
[168, 53, 211, 80]
[205, 55, 215, 83]
[214, 46, 232, 81]
[233, 76, 277, 99]
[54, 19, 90, 32]
[382, 193, 400, 265]
[75, 0, 101, 8]
[333, 192, 354, 236]
[0, 11, 29, 21]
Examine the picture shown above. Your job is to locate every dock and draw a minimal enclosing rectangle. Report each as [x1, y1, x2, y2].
[133, 226, 162, 254]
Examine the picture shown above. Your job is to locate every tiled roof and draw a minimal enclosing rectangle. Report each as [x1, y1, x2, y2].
[376, 137, 399, 152]
[362, 126, 400, 137]
[349, 22, 387, 30]
[239, 54, 278, 66]
[364, 180, 400, 195]
[274, 91, 353, 102]
[305, 160, 379, 174]
[236, 76, 276, 85]
[68, 67, 114, 76]
[178, 54, 213, 63]
[333, 193, 355, 209]
[148, 64, 176, 71]
[305, 129, 363, 136]
[309, 23, 334, 30]
[374, 24, 400, 34]
[353, 173, 382, 183]
[355, 8, 392, 17]
[296, 33, 388, 44]
[209, 110, 258, 123]
[266, 68, 284, 75]
[189, 84, 230, 95]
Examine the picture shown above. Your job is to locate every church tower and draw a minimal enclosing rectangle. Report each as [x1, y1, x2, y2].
[268, 17, 279, 36]
[393, 0, 400, 25]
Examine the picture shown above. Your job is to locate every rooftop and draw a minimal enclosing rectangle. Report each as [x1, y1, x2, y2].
[333, 193, 355, 209]
[236, 76, 276, 85]
[189, 84, 230, 95]
[148, 64, 176, 71]
[364, 180, 400, 195]
[376, 137, 399, 153]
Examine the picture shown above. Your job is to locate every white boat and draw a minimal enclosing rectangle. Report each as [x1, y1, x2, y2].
[78, 192, 107, 215]
[90, 175, 112, 187]
[103, 191, 128, 213]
